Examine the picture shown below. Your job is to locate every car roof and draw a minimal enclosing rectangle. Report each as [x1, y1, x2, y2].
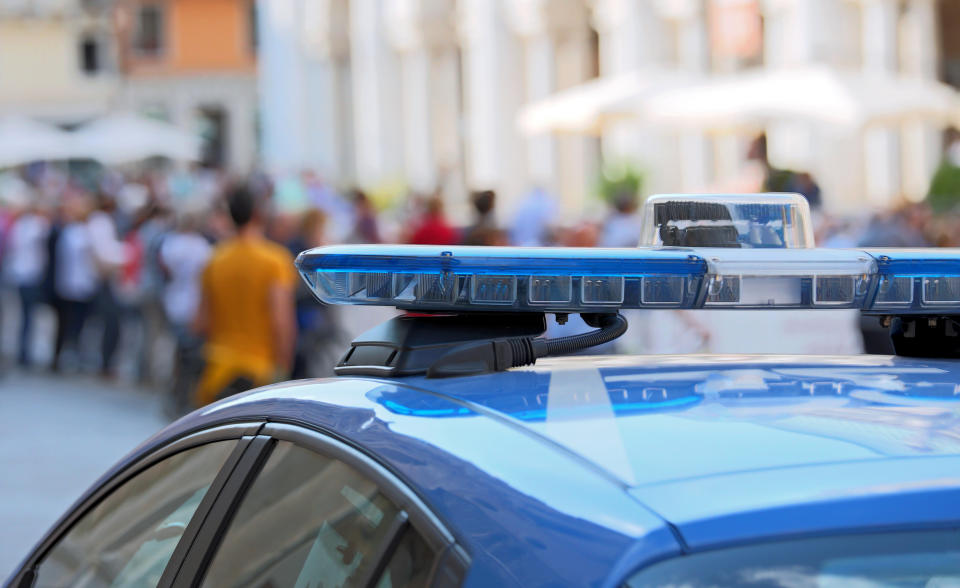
[144, 353, 960, 586]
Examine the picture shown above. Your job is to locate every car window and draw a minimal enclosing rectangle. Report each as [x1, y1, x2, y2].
[374, 528, 434, 588]
[201, 441, 427, 588]
[626, 529, 960, 587]
[34, 440, 236, 588]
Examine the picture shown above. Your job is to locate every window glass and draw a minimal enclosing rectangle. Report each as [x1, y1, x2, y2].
[133, 4, 164, 55]
[35, 440, 235, 588]
[374, 529, 434, 588]
[201, 441, 410, 588]
[80, 37, 99, 74]
[626, 530, 960, 587]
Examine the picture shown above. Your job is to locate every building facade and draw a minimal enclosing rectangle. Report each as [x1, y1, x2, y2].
[114, 0, 258, 171]
[0, 0, 121, 122]
[259, 0, 957, 219]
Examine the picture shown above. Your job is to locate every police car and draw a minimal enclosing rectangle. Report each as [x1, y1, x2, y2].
[10, 194, 960, 587]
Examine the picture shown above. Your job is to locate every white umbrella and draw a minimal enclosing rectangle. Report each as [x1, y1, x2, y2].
[638, 65, 960, 130]
[71, 112, 202, 164]
[0, 116, 75, 167]
[517, 69, 698, 135]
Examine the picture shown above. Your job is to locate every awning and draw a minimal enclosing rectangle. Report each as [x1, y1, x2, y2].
[638, 65, 960, 131]
[71, 112, 202, 164]
[0, 116, 75, 167]
[516, 69, 698, 135]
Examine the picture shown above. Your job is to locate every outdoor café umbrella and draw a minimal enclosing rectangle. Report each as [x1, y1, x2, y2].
[516, 68, 698, 135]
[71, 112, 202, 164]
[636, 65, 960, 131]
[0, 115, 75, 167]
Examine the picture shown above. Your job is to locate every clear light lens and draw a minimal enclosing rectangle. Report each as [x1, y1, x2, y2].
[874, 275, 913, 306]
[472, 275, 517, 304]
[641, 276, 686, 304]
[865, 249, 960, 312]
[581, 276, 625, 304]
[923, 276, 960, 305]
[640, 193, 814, 249]
[529, 276, 572, 304]
[701, 249, 876, 308]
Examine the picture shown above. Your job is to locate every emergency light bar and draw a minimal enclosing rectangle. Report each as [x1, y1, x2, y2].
[295, 195, 960, 376]
[296, 245, 960, 314]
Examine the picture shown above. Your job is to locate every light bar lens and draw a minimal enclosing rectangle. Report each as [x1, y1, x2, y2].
[297, 245, 960, 314]
[297, 245, 706, 312]
[867, 250, 960, 313]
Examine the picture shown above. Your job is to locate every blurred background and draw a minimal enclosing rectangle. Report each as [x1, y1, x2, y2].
[2, 0, 960, 573]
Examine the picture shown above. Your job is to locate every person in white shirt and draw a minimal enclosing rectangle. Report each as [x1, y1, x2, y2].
[599, 192, 643, 248]
[5, 205, 50, 365]
[87, 194, 128, 376]
[160, 215, 212, 332]
[159, 213, 212, 413]
[53, 195, 97, 371]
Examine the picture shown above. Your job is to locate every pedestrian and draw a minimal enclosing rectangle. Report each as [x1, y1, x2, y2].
[4, 202, 50, 366]
[408, 196, 458, 245]
[461, 190, 502, 246]
[599, 191, 643, 248]
[87, 194, 128, 378]
[159, 212, 212, 413]
[284, 209, 339, 379]
[193, 185, 296, 406]
[510, 187, 558, 246]
[53, 195, 97, 372]
[347, 189, 381, 244]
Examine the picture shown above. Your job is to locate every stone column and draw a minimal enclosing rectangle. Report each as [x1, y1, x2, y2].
[861, 0, 900, 207]
[900, 0, 939, 202]
[351, 0, 404, 186]
[387, 0, 464, 217]
[256, 0, 347, 179]
[675, 4, 709, 192]
[589, 0, 665, 190]
[458, 0, 526, 213]
[762, 0, 865, 213]
[257, 0, 307, 173]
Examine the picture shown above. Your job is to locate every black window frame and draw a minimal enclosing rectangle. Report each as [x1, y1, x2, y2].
[11, 420, 469, 588]
[10, 421, 263, 588]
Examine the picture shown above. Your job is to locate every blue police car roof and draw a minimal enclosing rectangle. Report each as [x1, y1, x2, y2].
[134, 353, 960, 587]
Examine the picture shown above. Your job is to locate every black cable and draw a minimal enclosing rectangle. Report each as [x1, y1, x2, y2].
[540, 313, 628, 358]
[427, 313, 629, 377]
[502, 313, 628, 368]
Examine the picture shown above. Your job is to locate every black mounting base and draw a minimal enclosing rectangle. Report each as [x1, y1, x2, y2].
[890, 316, 960, 358]
[335, 313, 548, 378]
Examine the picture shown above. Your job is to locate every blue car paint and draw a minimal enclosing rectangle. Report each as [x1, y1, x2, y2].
[20, 354, 960, 586]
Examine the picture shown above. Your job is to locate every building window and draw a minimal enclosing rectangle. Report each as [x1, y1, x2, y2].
[80, 36, 100, 74]
[133, 3, 164, 56]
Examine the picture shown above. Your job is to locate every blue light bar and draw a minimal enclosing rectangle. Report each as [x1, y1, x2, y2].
[866, 249, 960, 313]
[296, 245, 706, 312]
[295, 245, 960, 315]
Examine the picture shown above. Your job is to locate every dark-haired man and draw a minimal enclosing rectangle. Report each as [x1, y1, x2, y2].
[193, 187, 296, 406]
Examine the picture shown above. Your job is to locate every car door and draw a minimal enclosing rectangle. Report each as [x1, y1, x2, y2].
[169, 423, 468, 587]
[12, 422, 467, 588]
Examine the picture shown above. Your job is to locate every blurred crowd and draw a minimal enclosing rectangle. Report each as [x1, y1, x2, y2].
[0, 162, 648, 415]
[0, 149, 958, 413]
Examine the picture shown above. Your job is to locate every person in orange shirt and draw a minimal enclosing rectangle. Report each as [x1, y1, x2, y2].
[193, 186, 296, 406]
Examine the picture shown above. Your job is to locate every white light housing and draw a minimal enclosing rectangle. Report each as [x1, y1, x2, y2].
[640, 193, 815, 249]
